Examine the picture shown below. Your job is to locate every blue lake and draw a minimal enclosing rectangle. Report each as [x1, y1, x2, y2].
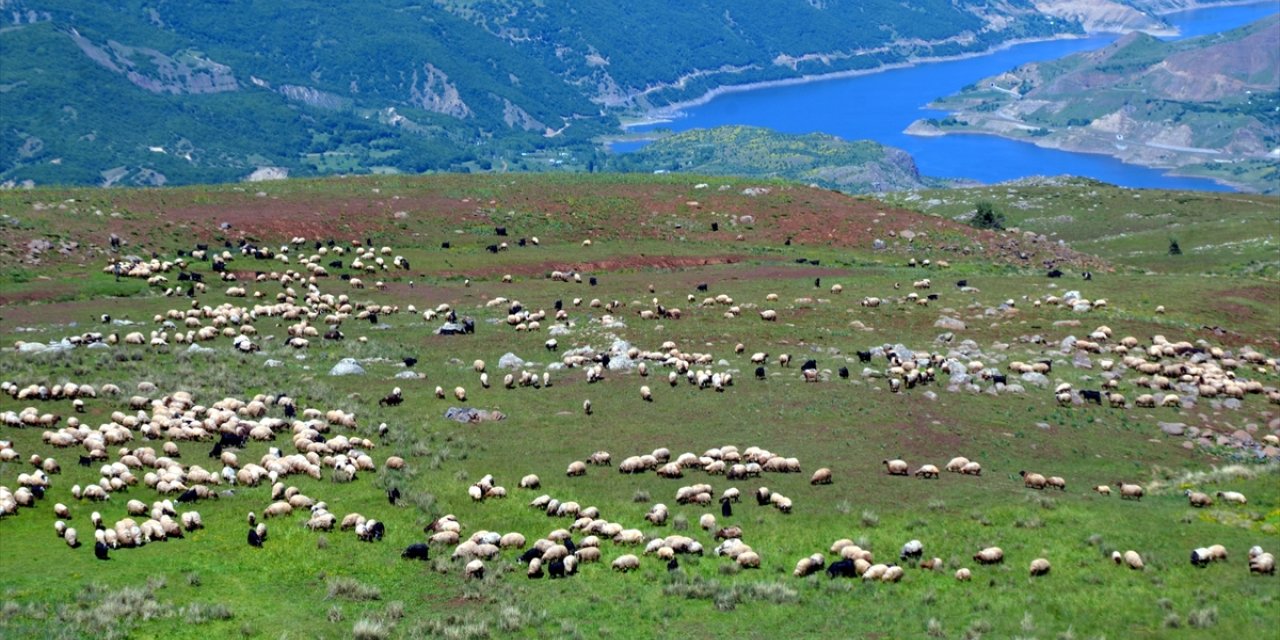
[618, 2, 1280, 191]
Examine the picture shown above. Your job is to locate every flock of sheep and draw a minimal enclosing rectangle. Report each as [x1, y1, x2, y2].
[3, 229, 1277, 611]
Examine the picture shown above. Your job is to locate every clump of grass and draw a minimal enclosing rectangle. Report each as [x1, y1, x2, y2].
[672, 514, 688, 531]
[1015, 516, 1043, 529]
[353, 618, 388, 640]
[1162, 613, 1182, 628]
[182, 602, 233, 624]
[326, 577, 381, 601]
[1028, 494, 1057, 510]
[385, 601, 405, 620]
[328, 605, 344, 623]
[1021, 611, 1035, 633]
[971, 511, 992, 527]
[185, 572, 201, 587]
[632, 489, 651, 503]
[926, 618, 945, 637]
[928, 499, 947, 511]
[1156, 598, 1173, 611]
[317, 535, 329, 550]
[963, 619, 993, 640]
[835, 500, 852, 515]
[860, 510, 879, 528]
[1187, 607, 1217, 629]
[718, 563, 740, 575]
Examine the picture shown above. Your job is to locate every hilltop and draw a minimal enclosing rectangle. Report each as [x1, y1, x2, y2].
[908, 16, 1280, 193]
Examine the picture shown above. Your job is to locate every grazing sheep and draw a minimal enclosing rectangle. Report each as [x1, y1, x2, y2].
[519, 474, 541, 489]
[810, 468, 833, 485]
[736, 551, 761, 568]
[612, 554, 640, 572]
[699, 513, 716, 531]
[881, 565, 905, 582]
[1116, 483, 1144, 500]
[955, 568, 972, 581]
[566, 461, 587, 477]
[960, 462, 982, 476]
[862, 564, 888, 581]
[945, 457, 970, 473]
[640, 385, 653, 402]
[1121, 550, 1144, 570]
[900, 540, 923, 561]
[882, 459, 909, 476]
[973, 547, 1004, 565]
[1216, 491, 1247, 505]
[1093, 485, 1111, 496]
[913, 465, 940, 479]
[465, 559, 485, 579]
[1250, 552, 1275, 575]
[1185, 490, 1213, 508]
[1046, 476, 1066, 491]
[64, 527, 79, 548]
[1029, 558, 1051, 577]
[1020, 471, 1047, 490]
[54, 503, 70, 519]
[794, 554, 825, 577]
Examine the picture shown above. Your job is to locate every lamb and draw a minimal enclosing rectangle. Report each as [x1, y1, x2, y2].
[881, 565, 905, 582]
[1185, 490, 1213, 508]
[519, 474, 541, 489]
[640, 385, 653, 402]
[64, 527, 79, 548]
[1046, 476, 1066, 491]
[955, 568, 972, 581]
[882, 459, 909, 476]
[736, 551, 761, 568]
[1093, 485, 1111, 496]
[809, 468, 833, 485]
[945, 457, 970, 473]
[1029, 558, 1051, 577]
[1020, 471, 1047, 490]
[1119, 550, 1144, 570]
[913, 465, 940, 479]
[973, 547, 1004, 565]
[1116, 482, 1144, 500]
[566, 461, 587, 477]
[1216, 491, 1247, 505]
[960, 462, 982, 476]
[612, 554, 640, 572]
[464, 559, 485, 579]
[54, 503, 70, 519]
[759, 310, 777, 322]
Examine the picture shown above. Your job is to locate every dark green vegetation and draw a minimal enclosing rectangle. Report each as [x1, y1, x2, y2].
[3, 0, 1222, 187]
[1, 174, 1278, 639]
[608, 126, 929, 193]
[910, 16, 1280, 193]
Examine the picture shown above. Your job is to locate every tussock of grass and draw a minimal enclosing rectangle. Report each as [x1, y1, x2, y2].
[632, 489, 651, 503]
[353, 618, 389, 640]
[663, 575, 797, 610]
[182, 602, 233, 624]
[1148, 464, 1272, 494]
[326, 577, 381, 601]
[1187, 607, 1217, 629]
[860, 510, 880, 527]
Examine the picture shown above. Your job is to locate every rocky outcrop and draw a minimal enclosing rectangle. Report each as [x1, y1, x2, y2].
[408, 63, 471, 119]
[278, 85, 351, 111]
[68, 29, 237, 95]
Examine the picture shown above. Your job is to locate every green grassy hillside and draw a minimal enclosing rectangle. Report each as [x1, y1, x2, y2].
[0, 175, 1277, 639]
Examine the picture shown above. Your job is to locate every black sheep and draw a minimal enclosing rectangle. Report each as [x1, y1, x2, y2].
[721, 498, 732, 518]
[838, 367, 849, 379]
[856, 350, 872, 363]
[564, 538, 577, 554]
[519, 548, 541, 563]
[387, 487, 401, 505]
[1047, 269, 1063, 278]
[755, 366, 766, 380]
[801, 359, 818, 372]
[79, 455, 93, 467]
[283, 404, 296, 419]
[94, 540, 111, 561]
[548, 560, 566, 579]
[208, 443, 223, 459]
[667, 558, 680, 572]
[247, 528, 263, 548]
[440, 242, 451, 249]
[814, 277, 821, 288]
[696, 283, 708, 292]
[956, 279, 968, 288]
[1081, 390, 1103, 405]
[401, 543, 430, 561]
[710, 222, 718, 232]
[369, 521, 386, 541]
[403, 357, 418, 368]
[495, 226, 507, 237]
[176, 488, 199, 503]
[991, 374, 1007, 386]
[589, 276, 598, 286]
[826, 558, 856, 578]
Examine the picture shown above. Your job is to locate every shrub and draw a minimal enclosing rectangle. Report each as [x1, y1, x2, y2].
[1187, 607, 1217, 629]
[632, 490, 651, 503]
[970, 202, 1005, 230]
[860, 510, 879, 528]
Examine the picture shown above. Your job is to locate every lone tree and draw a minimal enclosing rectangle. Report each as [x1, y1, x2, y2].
[970, 201, 1005, 230]
[1168, 238, 1182, 255]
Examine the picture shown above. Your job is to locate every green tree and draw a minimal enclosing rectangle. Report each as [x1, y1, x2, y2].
[971, 201, 1005, 230]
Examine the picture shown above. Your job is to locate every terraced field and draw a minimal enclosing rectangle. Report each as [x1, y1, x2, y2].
[1, 175, 1277, 639]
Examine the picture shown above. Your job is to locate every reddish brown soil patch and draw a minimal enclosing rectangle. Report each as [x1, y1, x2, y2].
[447, 254, 749, 279]
[0, 283, 75, 307]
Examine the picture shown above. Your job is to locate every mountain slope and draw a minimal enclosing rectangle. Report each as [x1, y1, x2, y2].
[0, 0, 1243, 187]
[908, 15, 1280, 193]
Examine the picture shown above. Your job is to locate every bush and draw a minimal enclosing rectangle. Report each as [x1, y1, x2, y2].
[352, 618, 388, 640]
[970, 202, 1005, 231]
[326, 577, 381, 601]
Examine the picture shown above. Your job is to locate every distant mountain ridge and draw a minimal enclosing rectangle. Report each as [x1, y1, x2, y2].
[0, 0, 1245, 187]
